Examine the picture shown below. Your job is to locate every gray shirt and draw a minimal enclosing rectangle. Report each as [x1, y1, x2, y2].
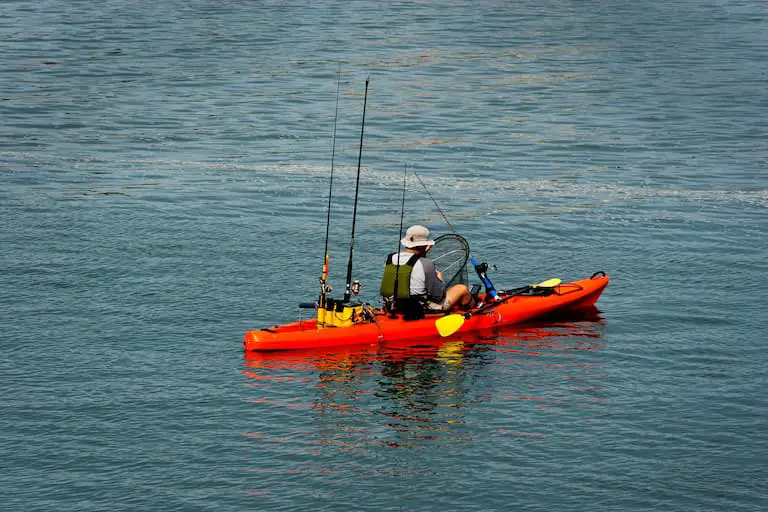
[390, 252, 446, 302]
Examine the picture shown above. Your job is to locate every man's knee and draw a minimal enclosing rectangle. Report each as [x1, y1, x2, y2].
[449, 284, 469, 294]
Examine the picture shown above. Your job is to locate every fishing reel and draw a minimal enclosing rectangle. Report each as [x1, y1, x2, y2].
[320, 283, 333, 294]
[351, 280, 361, 296]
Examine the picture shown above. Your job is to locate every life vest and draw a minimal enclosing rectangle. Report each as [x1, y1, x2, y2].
[380, 252, 446, 320]
[379, 252, 421, 299]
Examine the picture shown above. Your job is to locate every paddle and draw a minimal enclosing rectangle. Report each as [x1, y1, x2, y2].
[435, 278, 562, 337]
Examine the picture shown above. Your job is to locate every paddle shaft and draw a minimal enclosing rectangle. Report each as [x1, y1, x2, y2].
[468, 280, 559, 319]
[435, 278, 562, 336]
[435, 287, 529, 337]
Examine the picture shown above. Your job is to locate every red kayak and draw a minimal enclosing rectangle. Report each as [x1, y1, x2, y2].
[244, 273, 608, 352]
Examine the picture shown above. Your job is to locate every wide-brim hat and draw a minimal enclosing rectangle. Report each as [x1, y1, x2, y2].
[401, 225, 435, 248]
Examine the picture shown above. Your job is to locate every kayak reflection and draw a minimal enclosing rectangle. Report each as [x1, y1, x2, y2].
[242, 307, 606, 448]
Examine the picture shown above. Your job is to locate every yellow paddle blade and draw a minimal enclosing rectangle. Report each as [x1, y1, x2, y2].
[532, 278, 561, 288]
[436, 314, 465, 337]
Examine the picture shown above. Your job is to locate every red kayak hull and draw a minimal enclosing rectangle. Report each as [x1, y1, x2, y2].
[244, 274, 608, 352]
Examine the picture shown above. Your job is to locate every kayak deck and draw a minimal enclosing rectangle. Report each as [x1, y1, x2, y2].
[244, 274, 608, 352]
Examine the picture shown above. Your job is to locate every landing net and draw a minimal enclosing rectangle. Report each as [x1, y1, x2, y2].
[430, 234, 470, 288]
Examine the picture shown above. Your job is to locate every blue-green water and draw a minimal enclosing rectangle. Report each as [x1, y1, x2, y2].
[2, 1, 766, 510]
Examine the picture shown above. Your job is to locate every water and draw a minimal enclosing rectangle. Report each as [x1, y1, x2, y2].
[2, 1, 766, 510]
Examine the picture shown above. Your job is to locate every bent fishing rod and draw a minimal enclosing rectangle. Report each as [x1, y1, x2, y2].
[414, 173, 457, 235]
[414, 172, 500, 300]
[343, 76, 369, 303]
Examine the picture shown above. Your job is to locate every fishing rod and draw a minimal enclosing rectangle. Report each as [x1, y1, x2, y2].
[414, 173, 457, 235]
[343, 76, 369, 303]
[414, 172, 500, 301]
[390, 163, 408, 316]
[319, 65, 342, 304]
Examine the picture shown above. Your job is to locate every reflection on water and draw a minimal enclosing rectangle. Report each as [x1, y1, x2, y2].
[242, 308, 607, 462]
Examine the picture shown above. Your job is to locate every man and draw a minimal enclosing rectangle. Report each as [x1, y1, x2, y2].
[380, 225, 473, 319]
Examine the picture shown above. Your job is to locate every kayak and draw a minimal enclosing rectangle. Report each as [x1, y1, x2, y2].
[244, 308, 605, 372]
[244, 273, 609, 352]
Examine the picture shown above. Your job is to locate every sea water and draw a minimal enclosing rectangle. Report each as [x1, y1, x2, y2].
[2, 1, 766, 510]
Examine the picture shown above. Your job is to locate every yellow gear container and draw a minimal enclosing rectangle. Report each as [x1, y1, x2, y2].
[316, 299, 363, 328]
[333, 301, 363, 328]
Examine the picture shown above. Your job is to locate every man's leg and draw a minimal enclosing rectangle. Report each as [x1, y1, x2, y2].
[442, 284, 473, 310]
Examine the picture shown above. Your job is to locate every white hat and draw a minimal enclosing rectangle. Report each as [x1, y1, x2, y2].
[401, 225, 435, 248]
